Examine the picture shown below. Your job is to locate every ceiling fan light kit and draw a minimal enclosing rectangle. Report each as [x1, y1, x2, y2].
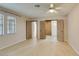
[50, 4, 54, 8]
[49, 9, 55, 13]
[48, 4, 61, 13]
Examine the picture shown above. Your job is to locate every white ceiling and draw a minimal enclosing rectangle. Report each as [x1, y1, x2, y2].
[0, 3, 77, 18]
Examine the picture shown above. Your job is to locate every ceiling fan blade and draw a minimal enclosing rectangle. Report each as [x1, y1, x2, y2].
[47, 4, 58, 13]
[55, 7, 62, 10]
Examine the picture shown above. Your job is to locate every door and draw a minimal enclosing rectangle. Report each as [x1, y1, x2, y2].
[26, 21, 32, 39]
[40, 21, 46, 39]
[57, 20, 64, 42]
[45, 20, 51, 35]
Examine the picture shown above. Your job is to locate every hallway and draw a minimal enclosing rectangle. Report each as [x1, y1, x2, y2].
[0, 36, 78, 56]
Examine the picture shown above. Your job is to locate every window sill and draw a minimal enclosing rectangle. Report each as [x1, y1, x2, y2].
[7, 32, 16, 35]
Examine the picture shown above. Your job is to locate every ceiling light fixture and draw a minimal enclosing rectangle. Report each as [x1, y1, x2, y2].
[50, 4, 54, 8]
[48, 4, 60, 13]
[49, 9, 55, 13]
[48, 4, 56, 13]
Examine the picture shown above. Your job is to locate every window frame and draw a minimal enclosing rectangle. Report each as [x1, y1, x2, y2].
[7, 16, 16, 34]
[0, 14, 4, 35]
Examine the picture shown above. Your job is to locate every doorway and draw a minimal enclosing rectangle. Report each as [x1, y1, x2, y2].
[32, 21, 37, 40]
[45, 20, 51, 39]
[57, 20, 64, 42]
[40, 21, 46, 39]
[51, 21, 57, 41]
[26, 21, 32, 39]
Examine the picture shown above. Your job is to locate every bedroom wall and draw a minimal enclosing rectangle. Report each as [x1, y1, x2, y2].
[67, 4, 79, 54]
[0, 11, 26, 49]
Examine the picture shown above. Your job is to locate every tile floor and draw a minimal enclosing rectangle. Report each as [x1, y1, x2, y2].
[0, 36, 78, 56]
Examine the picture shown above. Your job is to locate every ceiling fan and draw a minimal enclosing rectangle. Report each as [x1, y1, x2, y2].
[48, 4, 62, 13]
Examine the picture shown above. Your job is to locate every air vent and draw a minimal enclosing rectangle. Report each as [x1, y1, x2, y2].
[34, 5, 40, 8]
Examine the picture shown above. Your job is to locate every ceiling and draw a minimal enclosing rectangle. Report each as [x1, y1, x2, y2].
[0, 3, 77, 19]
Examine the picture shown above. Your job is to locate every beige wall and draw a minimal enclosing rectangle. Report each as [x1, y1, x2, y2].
[67, 4, 79, 54]
[0, 11, 26, 49]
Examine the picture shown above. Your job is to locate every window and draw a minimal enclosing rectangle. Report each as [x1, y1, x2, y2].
[0, 14, 4, 35]
[7, 16, 16, 34]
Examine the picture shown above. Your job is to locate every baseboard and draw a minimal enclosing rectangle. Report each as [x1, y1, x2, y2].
[68, 42, 79, 55]
[0, 39, 26, 50]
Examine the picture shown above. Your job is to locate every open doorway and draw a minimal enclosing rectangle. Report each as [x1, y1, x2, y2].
[32, 21, 37, 40]
[51, 21, 57, 42]
[45, 20, 51, 39]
